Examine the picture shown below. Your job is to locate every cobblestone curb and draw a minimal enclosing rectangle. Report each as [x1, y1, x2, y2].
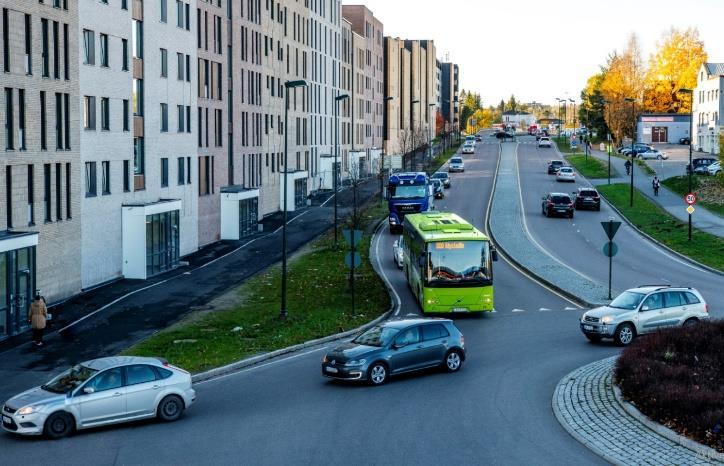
[552, 357, 723, 465]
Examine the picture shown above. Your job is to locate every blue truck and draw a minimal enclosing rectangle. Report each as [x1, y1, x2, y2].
[387, 172, 433, 233]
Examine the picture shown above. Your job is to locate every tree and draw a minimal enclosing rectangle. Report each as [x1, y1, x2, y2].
[435, 111, 445, 137]
[580, 72, 609, 137]
[507, 95, 518, 113]
[643, 27, 707, 114]
[459, 90, 482, 134]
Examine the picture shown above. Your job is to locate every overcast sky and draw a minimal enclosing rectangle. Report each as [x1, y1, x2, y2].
[345, 0, 724, 107]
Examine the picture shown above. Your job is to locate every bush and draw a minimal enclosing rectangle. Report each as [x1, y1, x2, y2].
[615, 320, 724, 452]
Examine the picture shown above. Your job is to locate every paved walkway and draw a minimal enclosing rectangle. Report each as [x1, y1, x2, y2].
[553, 357, 722, 465]
[587, 149, 724, 238]
[489, 142, 609, 306]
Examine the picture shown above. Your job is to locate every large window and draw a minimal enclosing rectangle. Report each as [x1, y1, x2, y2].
[101, 97, 109, 130]
[134, 137, 144, 175]
[132, 79, 144, 116]
[177, 157, 185, 185]
[426, 240, 491, 286]
[44, 164, 51, 221]
[41, 19, 49, 77]
[160, 0, 167, 22]
[160, 103, 168, 132]
[102, 161, 110, 194]
[18, 89, 25, 150]
[160, 48, 167, 77]
[99, 33, 109, 67]
[145, 210, 180, 277]
[132, 20, 143, 59]
[176, 1, 183, 28]
[176, 52, 184, 80]
[121, 38, 129, 70]
[4, 88, 13, 150]
[83, 96, 96, 130]
[161, 158, 168, 187]
[85, 162, 97, 197]
[177, 105, 184, 132]
[83, 29, 95, 65]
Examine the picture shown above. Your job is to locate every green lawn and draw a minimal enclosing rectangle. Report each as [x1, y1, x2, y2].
[662, 175, 724, 217]
[124, 202, 391, 373]
[565, 154, 616, 179]
[428, 143, 461, 174]
[597, 184, 724, 272]
[554, 138, 579, 154]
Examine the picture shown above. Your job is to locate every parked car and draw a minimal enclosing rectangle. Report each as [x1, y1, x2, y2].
[431, 179, 445, 199]
[392, 238, 404, 269]
[541, 193, 574, 218]
[475, 135, 482, 142]
[431, 171, 451, 188]
[556, 166, 576, 182]
[538, 137, 552, 148]
[2, 356, 195, 438]
[679, 137, 691, 145]
[580, 285, 710, 346]
[687, 157, 717, 174]
[707, 161, 721, 176]
[548, 160, 564, 174]
[321, 318, 466, 385]
[462, 144, 475, 154]
[449, 157, 465, 172]
[636, 149, 668, 160]
[573, 187, 601, 211]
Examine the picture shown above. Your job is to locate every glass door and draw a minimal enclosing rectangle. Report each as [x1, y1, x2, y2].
[294, 179, 306, 209]
[13, 248, 32, 334]
[0, 254, 7, 338]
[145, 211, 180, 278]
[239, 198, 258, 238]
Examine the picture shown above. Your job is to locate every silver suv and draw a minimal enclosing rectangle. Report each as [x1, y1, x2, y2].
[580, 286, 710, 346]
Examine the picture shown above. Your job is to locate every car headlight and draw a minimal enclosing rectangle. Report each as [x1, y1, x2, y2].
[601, 316, 614, 324]
[345, 359, 366, 367]
[17, 406, 35, 415]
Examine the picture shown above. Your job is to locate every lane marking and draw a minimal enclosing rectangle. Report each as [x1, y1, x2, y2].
[539, 308, 551, 311]
[565, 307, 578, 311]
[372, 220, 403, 317]
[511, 309, 525, 313]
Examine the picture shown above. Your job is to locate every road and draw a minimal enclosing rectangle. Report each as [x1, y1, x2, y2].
[0, 136, 621, 465]
[516, 135, 724, 316]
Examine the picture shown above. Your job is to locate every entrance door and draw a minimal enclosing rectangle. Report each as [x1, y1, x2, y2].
[239, 198, 258, 238]
[12, 248, 32, 334]
[294, 179, 307, 209]
[0, 254, 7, 338]
[145, 211, 180, 278]
[652, 127, 668, 143]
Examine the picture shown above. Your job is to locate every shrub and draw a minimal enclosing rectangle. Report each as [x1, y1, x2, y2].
[615, 320, 723, 453]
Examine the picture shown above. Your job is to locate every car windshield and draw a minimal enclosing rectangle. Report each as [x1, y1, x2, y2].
[451, 158, 463, 164]
[427, 240, 491, 285]
[389, 184, 427, 200]
[550, 161, 562, 165]
[352, 325, 399, 347]
[551, 195, 571, 204]
[42, 364, 99, 394]
[579, 190, 598, 197]
[432, 173, 448, 179]
[559, 168, 573, 173]
[609, 291, 646, 310]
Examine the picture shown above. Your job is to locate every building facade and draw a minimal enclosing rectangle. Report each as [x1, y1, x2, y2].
[693, 62, 723, 155]
[440, 61, 459, 135]
[636, 114, 691, 145]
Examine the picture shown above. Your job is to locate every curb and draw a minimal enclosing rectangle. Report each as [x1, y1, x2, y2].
[193, 217, 395, 384]
[612, 381, 724, 463]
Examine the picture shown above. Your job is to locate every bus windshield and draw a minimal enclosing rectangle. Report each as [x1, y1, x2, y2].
[389, 184, 427, 200]
[427, 240, 490, 286]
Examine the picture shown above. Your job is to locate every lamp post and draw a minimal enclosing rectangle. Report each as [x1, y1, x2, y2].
[624, 97, 636, 208]
[602, 98, 611, 184]
[555, 98, 563, 142]
[333, 92, 349, 247]
[427, 103, 436, 171]
[382, 96, 394, 199]
[680, 88, 694, 241]
[411, 99, 420, 171]
[569, 99, 577, 153]
[280, 79, 308, 320]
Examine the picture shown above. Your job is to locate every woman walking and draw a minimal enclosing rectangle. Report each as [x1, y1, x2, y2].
[28, 291, 48, 346]
[652, 175, 660, 197]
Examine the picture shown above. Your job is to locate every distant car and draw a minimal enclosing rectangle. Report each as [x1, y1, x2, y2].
[431, 179, 445, 199]
[431, 171, 451, 188]
[475, 135, 482, 142]
[580, 285, 710, 346]
[637, 149, 668, 160]
[679, 137, 691, 145]
[449, 157, 465, 172]
[707, 161, 721, 176]
[321, 318, 466, 385]
[2, 356, 195, 438]
[538, 137, 552, 148]
[687, 157, 717, 174]
[573, 187, 601, 211]
[462, 144, 475, 154]
[556, 167, 575, 182]
[392, 238, 404, 269]
[542, 193, 574, 218]
[547, 160, 564, 174]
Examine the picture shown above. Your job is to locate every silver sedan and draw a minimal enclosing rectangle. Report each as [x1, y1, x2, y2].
[2, 356, 195, 438]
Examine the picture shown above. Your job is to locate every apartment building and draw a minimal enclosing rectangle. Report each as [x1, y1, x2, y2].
[440, 61, 459, 136]
[693, 62, 723, 155]
[382, 36, 410, 158]
[0, 0, 81, 339]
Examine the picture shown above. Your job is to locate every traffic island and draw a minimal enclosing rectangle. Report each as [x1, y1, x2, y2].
[564, 154, 616, 179]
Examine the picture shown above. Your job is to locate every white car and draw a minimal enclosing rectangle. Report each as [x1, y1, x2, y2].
[707, 161, 721, 176]
[556, 166, 575, 182]
[462, 144, 475, 154]
[538, 137, 552, 148]
[392, 238, 404, 269]
[2, 356, 195, 438]
[637, 149, 668, 160]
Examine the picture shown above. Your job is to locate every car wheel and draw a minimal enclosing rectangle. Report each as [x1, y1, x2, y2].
[44, 411, 74, 439]
[614, 323, 635, 346]
[595, 205, 601, 211]
[657, 155, 662, 160]
[444, 349, 463, 373]
[157, 395, 185, 422]
[368, 362, 388, 386]
[585, 334, 603, 343]
[683, 318, 699, 328]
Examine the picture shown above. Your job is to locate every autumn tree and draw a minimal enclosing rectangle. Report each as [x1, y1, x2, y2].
[643, 27, 707, 114]
[435, 111, 445, 137]
[580, 71, 610, 137]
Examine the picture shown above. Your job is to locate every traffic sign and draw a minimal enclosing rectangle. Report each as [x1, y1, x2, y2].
[687, 205, 695, 215]
[685, 193, 697, 205]
[600, 221, 622, 240]
[602, 242, 619, 258]
[345, 252, 361, 269]
[342, 229, 363, 247]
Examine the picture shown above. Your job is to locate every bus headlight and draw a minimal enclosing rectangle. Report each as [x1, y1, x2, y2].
[426, 298, 439, 305]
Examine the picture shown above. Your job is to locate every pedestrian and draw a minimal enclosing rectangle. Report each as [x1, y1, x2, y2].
[652, 175, 660, 197]
[625, 159, 632, 175]
[28, 291, 48, 346]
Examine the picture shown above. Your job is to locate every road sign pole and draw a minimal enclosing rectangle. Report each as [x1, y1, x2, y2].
[689, 213, 692, 242]
[608, 240, 613, 300]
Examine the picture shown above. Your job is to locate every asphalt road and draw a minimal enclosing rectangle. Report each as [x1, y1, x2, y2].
[516, 135, 724, 317]
[0, 137, 620, 465]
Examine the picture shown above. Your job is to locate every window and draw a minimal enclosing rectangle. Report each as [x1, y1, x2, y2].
[123, 99, 130, 131]
[160, 0, 167, 23]
[186, 106, 191, 134]
[177, 157, 185, 184]
[27, 164, 34, 225]
[177, 105, 184, 132]
[65, 162, 71, 218]
[101, 161, 110, 194]
[186, 157, 191, 184]
[132, 20, 143, 59]
[395, 327, 421, 346]
[83, 29, 95, 65]
[85, 162, 97, 197]
[4, 88, 13, 150]
[2, 9, 8, 72]
[177, 52, 184, 80]
[84, 96, 96, 130]
[87, 368, 122, 392]
[53, 21, 60, 78]
[55, 163, 61, 220]
[132, 79, 143, 116]
[160, 48, 167, 77]
[40, 92, 47, 150]
[99, 33, 109, 67]
[122, 0, 127, 10]
[134, 137, 144, 175]
[161, 158, 169, 187]
[44, 164, 51, 222]
[176, 1, 183, 28]
[55, 92, 62, 149]
[121, 38, 129, 70]
[185, 3, 190, 30]
[41, 19, 49, 77]
[18, 89, 26, 150]
[185, 54, 190, 82]
[123, 160, 130, 192]
[64, 93, 70, 149]
[5, 166, 12, 228]
[215, 109, 222, 147]
[125, 365, 157, 386]
[160, 103, 168, 132]
[641, 293, 664, 311]
[24, 14, 32, 74]
[101, 97, 109, 130]
[664, 292, 684, 308]
[683, 292, 701, 305]
[63, 24, 69, 79]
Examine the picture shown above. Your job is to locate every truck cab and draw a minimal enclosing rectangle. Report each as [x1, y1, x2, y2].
[387, 172, 432, 234]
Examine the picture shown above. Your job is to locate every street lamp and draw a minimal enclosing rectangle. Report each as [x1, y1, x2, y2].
[602, 98, 611, 184]
[411, 99, 420, 171]
[624, 97, 636, 208]
[569, 99, 577, 153]
[333, 92, 349, 247]
[680, 88, 694, 241]
[428, 103, 436, 171]
[555, 98, 563, 142]
[280, 79, 308, 320]
[382, 96, 394, 199]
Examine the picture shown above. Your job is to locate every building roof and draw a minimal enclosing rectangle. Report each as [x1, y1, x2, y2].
[704, 63, 724, 76]
[502, 110, 531, 116]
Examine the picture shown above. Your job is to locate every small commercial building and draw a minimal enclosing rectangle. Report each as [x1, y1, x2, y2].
[637, 114, 691, 144]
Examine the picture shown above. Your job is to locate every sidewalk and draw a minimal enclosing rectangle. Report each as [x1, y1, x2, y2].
[587, 149, 724, 238]
[0, 180, 379, 401]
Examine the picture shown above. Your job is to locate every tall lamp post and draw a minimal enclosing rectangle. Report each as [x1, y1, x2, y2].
[382, 96, 394, 200]
[624, 97, 636, 207]
[280, 79, 308, 320]
[569, 98, 577, 153]
[427, 103, 436, 171]
[555, 98, 563, 142]
[680, 88, 694, 241]
[602, 98, 611, 184]
[411, 99, 420, 171]
[333, 92, 349, 247]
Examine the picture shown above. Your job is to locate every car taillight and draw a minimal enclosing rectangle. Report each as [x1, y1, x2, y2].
[548, 202, 554, 206]
[705, 303, 709, 313]
[460, 335, 465, 346]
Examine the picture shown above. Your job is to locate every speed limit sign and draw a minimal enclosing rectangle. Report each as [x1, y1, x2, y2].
[685, 193, 697, 205]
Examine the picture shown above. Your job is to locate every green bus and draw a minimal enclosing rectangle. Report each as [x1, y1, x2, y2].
[401, 212, 497, 313]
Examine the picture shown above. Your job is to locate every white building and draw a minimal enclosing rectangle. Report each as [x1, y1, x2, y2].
[502, 110, 536, 130]
[693, 63, 723, 155]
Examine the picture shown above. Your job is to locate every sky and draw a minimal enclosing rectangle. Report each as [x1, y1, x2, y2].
[344, 0, 724, 107]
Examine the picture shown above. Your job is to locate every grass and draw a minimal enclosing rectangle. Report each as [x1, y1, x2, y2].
[565, 154, 616, 179]
[615, 320, 724, 453]
[597, 184, 724, 272]
[662, 175, 724, 217]
[124, 201, 391, 373]
[553, 138, 580, 154]
[427, 143, 461, 174]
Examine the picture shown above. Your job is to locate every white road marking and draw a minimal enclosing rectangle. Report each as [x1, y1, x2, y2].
[565, 307, 578, 311]
[539, 308, 551, 311]
[372, 220, 403, 316]
[511, 309, 525, 313]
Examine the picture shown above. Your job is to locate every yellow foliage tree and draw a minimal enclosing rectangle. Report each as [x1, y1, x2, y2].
[643, 28, 707, 114]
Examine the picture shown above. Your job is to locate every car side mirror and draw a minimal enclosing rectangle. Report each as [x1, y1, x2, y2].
[392, 341, 405, 350]
[83, 387, 95, 395]
[640, 306, 650, 312]
[418, 255, 426, 268]
[491, 249, 499, 262]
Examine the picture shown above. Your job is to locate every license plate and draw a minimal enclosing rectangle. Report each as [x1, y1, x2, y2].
[557, 209, 566, 212]
[584, 197, 592, 201]
[325, 367, 338, 374]
[2, 415, 11, 424]
[583, 325, 594, 331]
[452, 307, 468, 313]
